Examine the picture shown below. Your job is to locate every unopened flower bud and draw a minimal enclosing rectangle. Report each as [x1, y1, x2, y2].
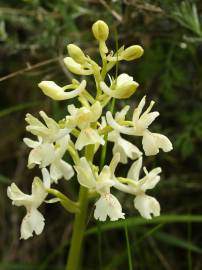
[121, 45, 144, 61]
[63, 57, 92, 75]
[67, 44, 86, 64]
[92, 20, 109, 41]
[38, 80, 86, 100]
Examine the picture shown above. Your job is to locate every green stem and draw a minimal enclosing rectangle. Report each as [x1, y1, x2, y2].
[66, 186, 88, 270]
[66, 145, 94, 270]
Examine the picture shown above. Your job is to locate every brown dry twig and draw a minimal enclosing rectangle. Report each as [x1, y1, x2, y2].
[0, 57, 59, 83]
[99, 0, 123, 22]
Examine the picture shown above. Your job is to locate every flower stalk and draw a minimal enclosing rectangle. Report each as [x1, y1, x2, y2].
[66, 186, 89, 270]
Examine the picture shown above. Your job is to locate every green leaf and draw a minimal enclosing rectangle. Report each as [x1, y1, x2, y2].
[155, 231, 202, 254]
[0, 102, 41, 118]
[0, 174, 11, 184]
[86, 215, 202, 235]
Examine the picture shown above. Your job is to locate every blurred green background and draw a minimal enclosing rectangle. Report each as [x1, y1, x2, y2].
[0, 0, 202, 269]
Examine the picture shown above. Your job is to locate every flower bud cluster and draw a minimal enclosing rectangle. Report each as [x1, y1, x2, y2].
[7, 20, 172, 239]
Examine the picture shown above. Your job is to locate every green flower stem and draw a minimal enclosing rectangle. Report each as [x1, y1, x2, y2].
[83, 90, 95, 103]
[67, 144, 80, 165]
[101, 57, 107, 79]
[98, 125, 113, 136]
[71, 128, 80, 138]
[93, 67, 102, 98]
[65, 186, 89, 270]
[66, 145, 94, 270]
[100, 132, 108, 170]
[47, 188, 80, 213]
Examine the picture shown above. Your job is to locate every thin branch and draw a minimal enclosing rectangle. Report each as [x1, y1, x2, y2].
[0, 57, 59, 82]
[99, 0, 123, 22]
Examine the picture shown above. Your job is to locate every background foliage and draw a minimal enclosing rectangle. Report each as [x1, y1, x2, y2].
[0, 0, 202, 269]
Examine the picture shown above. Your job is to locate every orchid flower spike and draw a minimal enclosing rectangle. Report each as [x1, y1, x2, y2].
[8, 20, 173, 243]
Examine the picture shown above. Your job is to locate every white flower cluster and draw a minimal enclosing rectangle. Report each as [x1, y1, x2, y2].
[7, 20, 172, 239]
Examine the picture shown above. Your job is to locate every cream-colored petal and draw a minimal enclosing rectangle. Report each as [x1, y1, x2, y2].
[109, 152, 120, 177]
[39, 111, 59, 133]
[50, 159, 74, 183]
[67, 44, 87, 64]
[116, 73, 133, 85]
[64, 57, 92, 75]
[132, 96, 146, 123]
[38, 80, 86, 100]
[152, 133, 173, 152]
[142, 130, 159, 156]
[31, 177, 47, 208]
[112, 135, 142, 164]
[68, 104, 77, 116]
[55, 134, 69, 159]
[75, 128, 105, 151]
[94, 194, 125, 221]
[7, 183, 31, 207]
[38, 81, 66, 100]
[127, 157, 142, 181]
[23, 137, 42, 148]
[138, 167, 161, 191]
[28, 143, 56, 169]
[96, 166, 114, 192]
[58, 160, 74, 181]
[74, 157, 96, 189]
[42, 168, 51, 188]
[25, 111, 68, 143]
[20, 208, 45, 240]
[134, 194, 160, 219]
[115, 105, 130, 121]
[139, 111, 159, 130]
[25, 113, 45, 129]
[142, 130, 173, 156]
[100, 81, 138, 99]
[106, 111, 134, 135]
[90, 101, 102, 122]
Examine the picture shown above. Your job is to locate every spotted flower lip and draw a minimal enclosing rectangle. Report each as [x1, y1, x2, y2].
[134, 194, 160, 219]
